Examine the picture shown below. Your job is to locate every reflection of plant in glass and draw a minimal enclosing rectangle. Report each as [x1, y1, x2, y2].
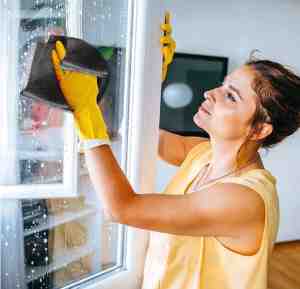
[96, 46, 123, 140]
[30, 101, 63, 131]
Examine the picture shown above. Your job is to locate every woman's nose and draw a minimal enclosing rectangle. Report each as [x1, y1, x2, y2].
[203, 89, 215, 102]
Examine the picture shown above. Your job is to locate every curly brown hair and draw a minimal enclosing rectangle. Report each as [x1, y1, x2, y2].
[245, 58, 300, 148]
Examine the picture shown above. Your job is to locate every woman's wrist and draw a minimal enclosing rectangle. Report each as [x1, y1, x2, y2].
[80, 139, 111, 151]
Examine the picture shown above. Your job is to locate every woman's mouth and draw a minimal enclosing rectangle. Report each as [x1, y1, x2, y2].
[199, 105, 211, 115]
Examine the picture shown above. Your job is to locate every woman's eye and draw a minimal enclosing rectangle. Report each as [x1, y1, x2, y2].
[222, 82, 237, 102]
[226, 93, 236, 102]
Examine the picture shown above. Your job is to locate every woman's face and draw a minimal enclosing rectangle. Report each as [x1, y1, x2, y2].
[193, 65, 258, 142]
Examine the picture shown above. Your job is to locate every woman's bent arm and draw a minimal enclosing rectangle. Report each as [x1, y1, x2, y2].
[158, 129, 208, 166]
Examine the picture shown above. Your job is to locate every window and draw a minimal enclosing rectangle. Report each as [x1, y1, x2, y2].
[0, 0, 134, 288]
[0, 0, 163, 288]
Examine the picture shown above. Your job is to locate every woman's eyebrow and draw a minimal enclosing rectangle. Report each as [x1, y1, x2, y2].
[223, 77, 244, 101]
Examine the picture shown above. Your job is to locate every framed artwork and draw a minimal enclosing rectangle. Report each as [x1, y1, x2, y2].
[160, 52, 228, 137]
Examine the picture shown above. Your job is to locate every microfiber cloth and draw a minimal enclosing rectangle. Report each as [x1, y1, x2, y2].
[21, 35, 110, 111]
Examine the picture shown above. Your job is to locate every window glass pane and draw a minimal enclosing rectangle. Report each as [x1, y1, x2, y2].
[2, 0, 131, 288]
[18, 0, 67, 185]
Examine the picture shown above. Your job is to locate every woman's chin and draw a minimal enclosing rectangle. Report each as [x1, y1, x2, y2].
[193, 113, 209, 132]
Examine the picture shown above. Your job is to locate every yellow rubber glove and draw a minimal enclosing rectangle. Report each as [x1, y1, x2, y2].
[51, 41, 109, 143]
[160, 12, 176, 81]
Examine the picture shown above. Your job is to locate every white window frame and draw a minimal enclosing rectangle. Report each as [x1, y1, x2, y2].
[72, 0, 164, 288]
[0, 0, 79, 199]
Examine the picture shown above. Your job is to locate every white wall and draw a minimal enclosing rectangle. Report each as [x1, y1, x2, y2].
[156, 0, 300, 242]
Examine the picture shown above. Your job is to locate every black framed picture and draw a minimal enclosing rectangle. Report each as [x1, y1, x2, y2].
[160, 53, 228, 137]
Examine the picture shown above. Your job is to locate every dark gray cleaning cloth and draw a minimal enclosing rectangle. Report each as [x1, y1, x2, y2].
[21, 35, 109, 110]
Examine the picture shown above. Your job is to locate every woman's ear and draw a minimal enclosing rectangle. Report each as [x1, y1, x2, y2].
[249, 122, 273, 141]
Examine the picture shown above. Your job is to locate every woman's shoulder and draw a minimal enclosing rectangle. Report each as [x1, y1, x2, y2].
[221, 169, 280, 251]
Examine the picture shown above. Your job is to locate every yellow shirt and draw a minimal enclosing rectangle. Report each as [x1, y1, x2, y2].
[142, 141, 280, 289]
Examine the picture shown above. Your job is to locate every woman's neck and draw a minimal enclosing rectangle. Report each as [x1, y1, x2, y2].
[207, 138, 261, 180]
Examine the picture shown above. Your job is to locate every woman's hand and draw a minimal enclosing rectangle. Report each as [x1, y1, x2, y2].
[160, 12, 176, 81]
[51, 40, 109, 142]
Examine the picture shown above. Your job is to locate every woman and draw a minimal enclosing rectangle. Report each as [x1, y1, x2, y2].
[51, 28, 300, 289]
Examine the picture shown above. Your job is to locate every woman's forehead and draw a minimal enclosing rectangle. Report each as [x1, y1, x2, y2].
[227, 66, 255, 88]
[226, 66, 258, 104]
